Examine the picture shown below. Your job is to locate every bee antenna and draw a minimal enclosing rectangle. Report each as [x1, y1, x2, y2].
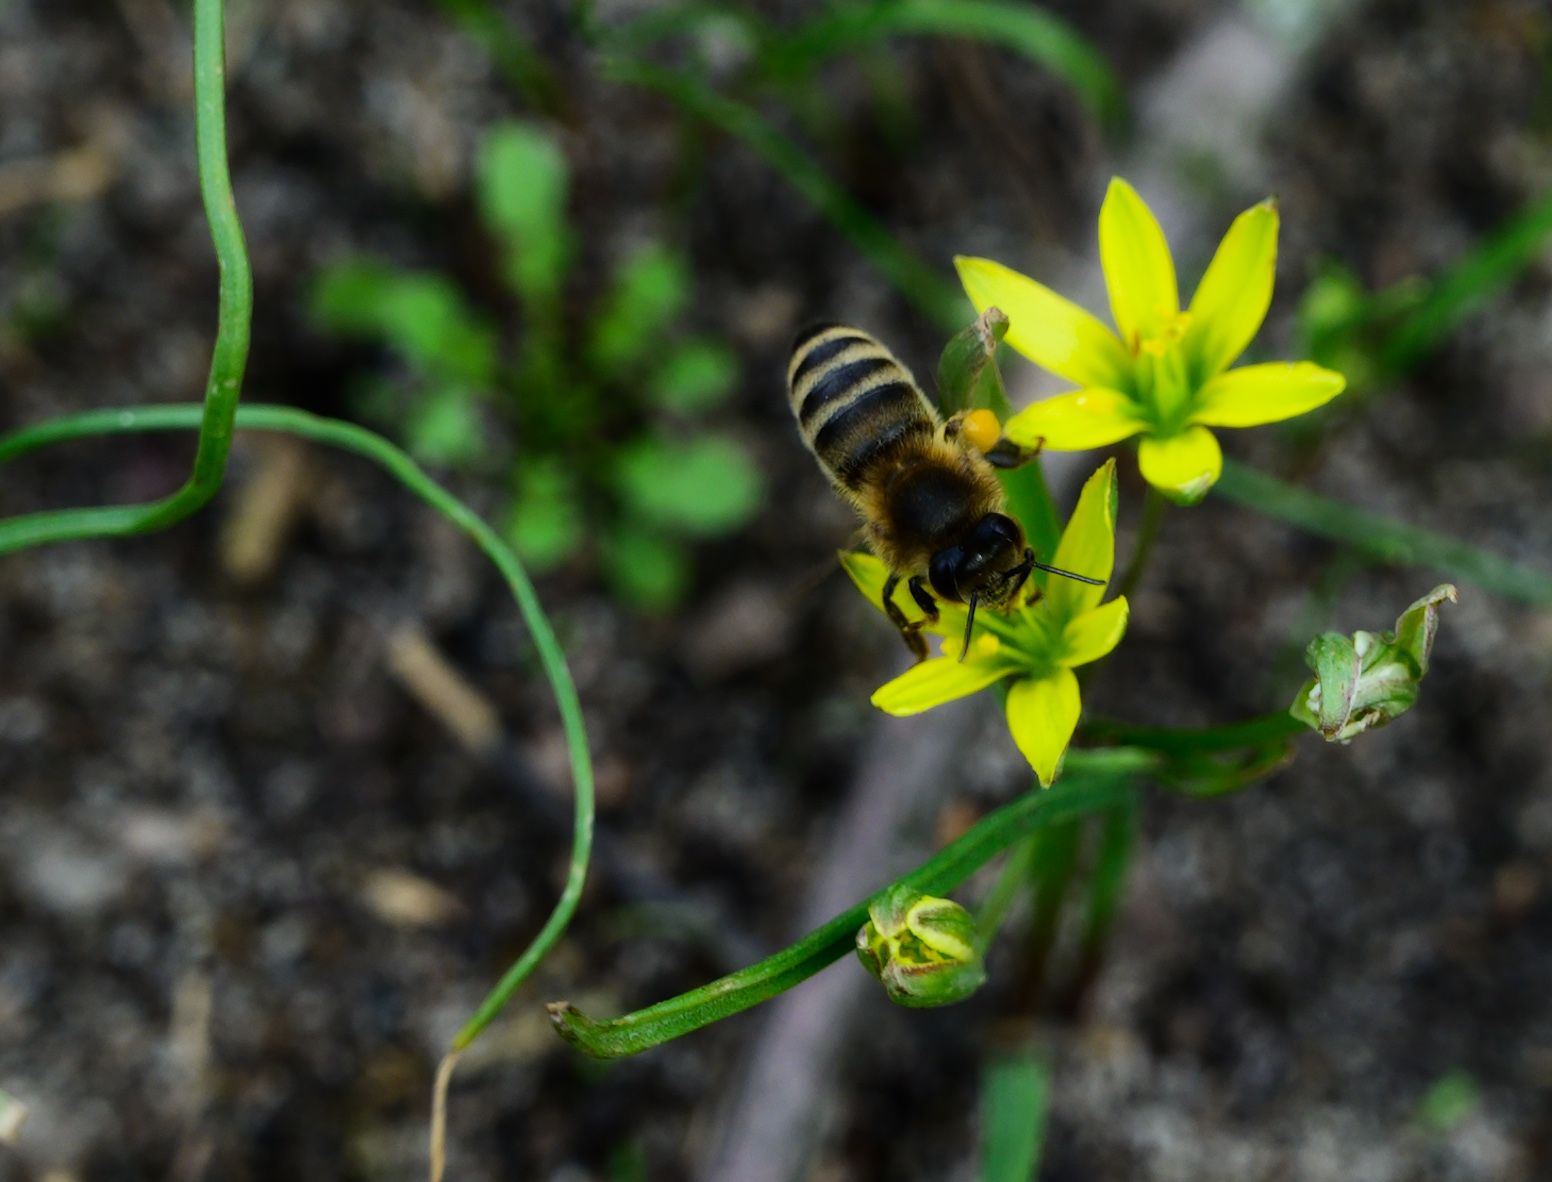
[959, 593, 980, 663]
[1033, 561, 1105, 586]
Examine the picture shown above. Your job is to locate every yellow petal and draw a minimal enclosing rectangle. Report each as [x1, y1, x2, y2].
[1002, 387, 1146, 451]
[1046, 459, 1118, 622]
[1184, 200, 1279, 380]
[1137, 426, 1222, 504]
[1192, 362, 1347, 428]
[955, 256, 1130, 390]
[871, 655, 1016, 716]
[838, 549, 891, 611]
[1098, 178, 1178, 350]
[839, 550, 962, 639]
[1060, 596, 1129, 667]
[1005, 669, 1081, 787]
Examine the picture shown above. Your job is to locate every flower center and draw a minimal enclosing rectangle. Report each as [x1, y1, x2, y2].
[1135, 308, 1192, 358]
[1132, 310, 1196, 434]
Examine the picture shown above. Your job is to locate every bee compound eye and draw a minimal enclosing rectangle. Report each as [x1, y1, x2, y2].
[974, 513, 1024, 551]
[928, 548, 964, 602]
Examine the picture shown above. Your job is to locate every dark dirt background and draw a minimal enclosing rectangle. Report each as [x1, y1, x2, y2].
[3, 0, 1551, 1179]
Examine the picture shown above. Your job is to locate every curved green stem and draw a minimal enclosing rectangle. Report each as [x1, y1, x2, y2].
[0, 403, 594, 1051]
[0, 0, 249, 556]
[547, 771, 1133, 1059]
[762, 0, 1123, 128]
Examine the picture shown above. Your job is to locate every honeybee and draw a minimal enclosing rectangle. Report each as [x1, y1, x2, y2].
[788, 322, 1100, 662]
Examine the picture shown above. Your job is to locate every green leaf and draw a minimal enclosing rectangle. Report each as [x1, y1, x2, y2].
[504, 458, 585, 571]
[602, 525, 690, 612]
[647, 339, 740, 414]
[405, 385, 486, 466]
[477, 121, 573, 304]
[764, 0, 1124, 128]
[981, 1050, 1049, 1182]
[1382, 191, 1552, 374]
[1393, 583, 1456, 675]
[601, 59, 966, 330]
[1301, 632, 1361, 736]
[937, 307, 1010, 416]
[1216, 461, 1552, 607]
[997, 462, 1061, 565]
[612, 434, 762, 537]
[311, 261, 498, 388]
[587, 244, 690, 376]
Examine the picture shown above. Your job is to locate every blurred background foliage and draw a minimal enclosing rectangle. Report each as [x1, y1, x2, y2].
[3, 0, 1552, 1180]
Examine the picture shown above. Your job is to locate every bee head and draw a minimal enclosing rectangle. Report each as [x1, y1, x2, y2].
[928, 513, 1028, 608]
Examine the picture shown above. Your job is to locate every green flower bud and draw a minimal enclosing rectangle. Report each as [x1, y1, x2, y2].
[935, 306, 1012, 418]
[855, 885, 986, 1008]
[1290, 584, 1457, 742]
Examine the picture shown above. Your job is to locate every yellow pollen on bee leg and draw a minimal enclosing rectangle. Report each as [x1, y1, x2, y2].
[961, 409, 1002, 454]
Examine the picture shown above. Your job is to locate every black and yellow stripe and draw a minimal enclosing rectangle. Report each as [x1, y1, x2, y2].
[788, 324, 939, 492]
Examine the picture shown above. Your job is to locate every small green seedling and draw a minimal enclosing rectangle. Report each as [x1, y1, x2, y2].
[310, 120, 761, 610]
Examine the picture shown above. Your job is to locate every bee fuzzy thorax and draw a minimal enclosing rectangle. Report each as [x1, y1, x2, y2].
[854, 438, 1004, 579]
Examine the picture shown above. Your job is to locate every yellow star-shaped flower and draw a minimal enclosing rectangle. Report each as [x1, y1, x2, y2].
[843, 461, 1127, 787]
[956, 178, 1347, 503]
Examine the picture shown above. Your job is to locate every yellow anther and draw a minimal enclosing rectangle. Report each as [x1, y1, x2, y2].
[1138, 309, 1193, 357]
[947, 631, 1001, 661]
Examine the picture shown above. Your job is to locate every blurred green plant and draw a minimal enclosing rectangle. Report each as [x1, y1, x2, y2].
[1415, 1069, 1482, 1135]
[1297, 191, 1552, 393]
[3, 4, 1547, 1179]
[980, 1050, 1049, 1182]
[310, 121, 762, 611]
[441, 0, 1123, 331]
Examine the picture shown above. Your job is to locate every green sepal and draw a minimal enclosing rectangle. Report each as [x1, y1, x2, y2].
[855, 884, 985, 1008]
[936, 306, 1012, 417]
[1291, 584, 1457, 742]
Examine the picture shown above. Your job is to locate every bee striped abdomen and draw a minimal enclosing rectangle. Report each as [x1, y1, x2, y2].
[788, 325, 939, 492]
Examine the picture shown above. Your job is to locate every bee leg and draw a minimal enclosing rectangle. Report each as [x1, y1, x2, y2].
[983, 436, 1046, 470]
[1004, 549, 1040, 604]
[907, 576, 939, 623]
[882, 573, 929, 663]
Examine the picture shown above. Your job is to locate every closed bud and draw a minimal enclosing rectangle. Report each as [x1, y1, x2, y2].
[855, 885, 985, 1008]
[1290, 584, 1457, 742]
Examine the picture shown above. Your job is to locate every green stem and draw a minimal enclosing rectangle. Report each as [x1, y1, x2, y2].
[0, 403, 594, 1053]
[1081, 710, 1304, 754]
[0, 0, 249, 556]
[976, 835, 1038, 947]
[1217, 460, 1552, 607]
[1011, 817, 1081, 1012]
[1068, 791, 1137, 1006]
[548, 772, 1133, 1058]
[433, 0, 564, 114]
[1114, 484, 1166, 603]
